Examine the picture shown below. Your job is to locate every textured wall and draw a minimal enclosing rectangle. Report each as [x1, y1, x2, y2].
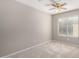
[0, 0, 52, 57]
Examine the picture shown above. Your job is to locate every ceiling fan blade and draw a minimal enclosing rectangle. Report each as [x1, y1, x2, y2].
[46, 4, 56, 7]
[50, 0, 61, 3]
[61, 3, 67, 6]
[52, 4, 57, 7]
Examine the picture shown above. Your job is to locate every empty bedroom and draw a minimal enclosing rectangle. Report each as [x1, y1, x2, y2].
[0, 0, 79, 58]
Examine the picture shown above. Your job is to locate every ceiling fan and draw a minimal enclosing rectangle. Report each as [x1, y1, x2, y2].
[39, 0, 67, 11]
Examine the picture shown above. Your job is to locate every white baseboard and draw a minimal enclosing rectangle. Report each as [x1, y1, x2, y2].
[1, 40, 50, 58]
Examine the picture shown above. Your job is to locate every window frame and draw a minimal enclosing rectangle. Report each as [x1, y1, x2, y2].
[57, 16, 79, 38]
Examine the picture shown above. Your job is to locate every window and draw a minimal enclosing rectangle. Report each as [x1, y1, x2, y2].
[58, 16, 79, 37]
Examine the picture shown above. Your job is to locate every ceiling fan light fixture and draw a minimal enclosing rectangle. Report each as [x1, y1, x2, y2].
[38, 0, 67, 12]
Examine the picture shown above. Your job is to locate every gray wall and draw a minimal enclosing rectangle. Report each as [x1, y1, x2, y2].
[52, 9, 79, 44]
[0, 0, 52, 57]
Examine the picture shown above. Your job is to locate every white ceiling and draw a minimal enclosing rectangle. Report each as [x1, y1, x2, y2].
[16, 0, 79, 15]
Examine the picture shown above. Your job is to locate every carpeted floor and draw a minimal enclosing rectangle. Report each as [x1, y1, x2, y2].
[9, 40, 79, 58]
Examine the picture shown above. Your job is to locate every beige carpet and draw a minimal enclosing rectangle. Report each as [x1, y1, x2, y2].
[9, 40, 79, 58]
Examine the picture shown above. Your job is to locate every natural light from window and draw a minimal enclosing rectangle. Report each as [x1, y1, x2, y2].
[58, 16, 79, 37]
